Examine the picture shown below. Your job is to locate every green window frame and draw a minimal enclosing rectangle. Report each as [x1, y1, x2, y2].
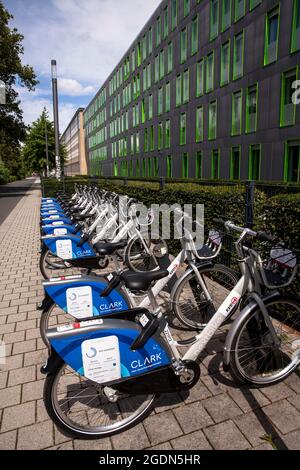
[142, 158, 146, 177]
[264, 6, 280, 66]
[147, 63, 151, 89]
[183, 69, 190, 103]
[248, 144, 261, 180]
[143, 67, 147, 91]
[184, 0, 190, 18]
[136, 159, 140, 177]
[154, 55, 159, 83]
[114, 161, 118, 177]
[153, 157, 159, 177]
[196, 59, 204, 97]
[165, 82, 171, 112]
[180, 113, 187, 145]
[148, 94, 153, 120]
[222, 0, 231, 32]
[280, 68, 298, 127]
[167, 155, 173, 178]
[230, 146, 241, 180]
[131, 50, 136, 71]
[137, 44, 141, 67]
[171, 0, 178, 31]
[156, 16, 161, 46]
[164, 5, 169, 39]
[191, 16, 198, 56]
[291, 0, 300, 53]
[158, 122, 163, 150]
[232, 89, 242, 135]
[211, 149, 220, 179]
[180, 28, 188, 64]
[210, 0, 219, 41]
[182, 153, 189, 178]
[250, 0, 262, 11]
[196, 106, 204, 142]
[196, 151, 202, 179]
[142, 35, 147, 62]
[220, 40, 230, 86]
[158, 88, 163, 116]
[141, 99, 146, 124]
[208, 100, 217, 140]
[176, 74, 182, 106]
[167, 42, 173, 73]
[165, 120, 171, 148]
[233, 31, 244, 80]
[148, 27, 153, 54]
[206, 52, 214, 93]
[234, 0, 245, 22]
[150, 125, 154, 151]
[159, 50, 165, 80]
[246, 83, 258, 133]
[136, 132, 140, 153]
[284, 141, 300, 182]
[148, 158, 152, 177]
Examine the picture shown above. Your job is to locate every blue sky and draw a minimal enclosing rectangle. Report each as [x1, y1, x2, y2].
[5, 0, 161, 132]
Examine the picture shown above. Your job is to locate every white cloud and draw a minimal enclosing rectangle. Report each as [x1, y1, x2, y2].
[58, 78, 95, 96]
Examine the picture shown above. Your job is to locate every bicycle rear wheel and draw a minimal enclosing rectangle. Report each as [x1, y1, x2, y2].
[171, 264, 239, 330]
[229, 294, 300, 386]
[44, 360, 156, 439]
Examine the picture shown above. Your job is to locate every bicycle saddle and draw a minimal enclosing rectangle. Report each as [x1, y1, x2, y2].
[94, 240, 127, 256]
[71, 213, 94, 222]
[121, 269, 169, 291]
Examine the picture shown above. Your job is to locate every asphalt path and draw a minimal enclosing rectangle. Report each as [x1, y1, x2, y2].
[0, 177, 40, 225]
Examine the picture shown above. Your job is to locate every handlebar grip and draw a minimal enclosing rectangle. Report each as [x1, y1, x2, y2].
[256, 231, 277, 243]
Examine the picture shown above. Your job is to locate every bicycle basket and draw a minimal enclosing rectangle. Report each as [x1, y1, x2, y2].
[261, 246, 298, 288]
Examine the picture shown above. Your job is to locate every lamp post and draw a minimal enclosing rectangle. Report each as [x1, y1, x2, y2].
[51, 60, 61, 180]
[45, 116, 49, 177]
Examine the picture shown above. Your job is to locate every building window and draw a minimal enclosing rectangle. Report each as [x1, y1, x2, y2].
[183, 69, 190, 103]
[144, 128, 148, 152]
[142, 35, 147, 62]
[167, 42, 173, 73]
[114, 161, 118, 177]
[230, 147, 240, 180]
[167, 155, 173, 177]
[222, 0, 231, 32]
[164, 5, 169, 39]
[291, 0, 300, 53]
[176, 74, 182, 106]
[264, 6, 279, 66]
[143, 67, 147, 92]
[184, 0, 190, 17]
[172, 0, 178, 30]
[155, 55, 159, 83]
[148, 28, 153, 54]
[131, 50, 136, 71]
[249, 145, 261, 180]
[156, 16, 161, 46]
[149, 95, 153, 120]
[250, 0, 262, 10]
[196, 151, 202, 179]
[220, 40, 230, 86]
[281, 68, 298, 127]
[211, 150, 220, 179]
[246, 84, 258, 133]
[233, 31, 244, 80]
[206, 52, 214, 93]
[232, 90, 242, 135]
[165, 82, 171, 112]
[142, 158, 146, 177]
[234, 0, 245, 22]
[285, 141, 300, 182]
[150, 125, 154, 151]
[148, 158, 152, 177]
[158, 88, 163, 116]
[165, 120, 171, 148]
[182, 153, 189, 178]
[196, 60, 204, 96]
[153, 157, 159, 177]
[136, 132, 140, 153]
[147, 63, 151, 89]
[180, 28, 188, 64]
[141, 99, 146, 123]
[196, 106, 204, 142]
[210, 0, 219, 41]
[208, 100, 217, 140]
[191, 16, 198, 55]
[180, 113, 187, 145]
[158, 122, 163, 150]
[136, 159, 140, 177]
[159, 50, 165, 80]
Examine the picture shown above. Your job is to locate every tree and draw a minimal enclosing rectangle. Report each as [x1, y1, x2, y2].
[0, 1, 38, 179]
[23, 108, 66, 175]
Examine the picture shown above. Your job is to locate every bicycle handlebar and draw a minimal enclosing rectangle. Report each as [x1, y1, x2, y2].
[212, 218, 278, 244]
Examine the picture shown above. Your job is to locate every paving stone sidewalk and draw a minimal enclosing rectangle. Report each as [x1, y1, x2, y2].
[0, 180, 300, 450]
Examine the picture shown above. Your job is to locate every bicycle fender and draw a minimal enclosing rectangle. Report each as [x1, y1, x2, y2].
[223, 290, 282, 366]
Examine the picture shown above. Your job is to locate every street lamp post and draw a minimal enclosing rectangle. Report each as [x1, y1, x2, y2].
[45, 117, 49, 177]
[51, 60, 61, 180]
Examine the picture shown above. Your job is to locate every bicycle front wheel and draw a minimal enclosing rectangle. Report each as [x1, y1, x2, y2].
[171, 264, 239, 330]
[229, 294, 300, 386]
[44, 360, 156, 439]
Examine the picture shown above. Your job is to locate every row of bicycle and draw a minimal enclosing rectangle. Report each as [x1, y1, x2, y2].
[38, 184, 300, 439]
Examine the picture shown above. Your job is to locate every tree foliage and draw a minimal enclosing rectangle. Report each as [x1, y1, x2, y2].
[0, 1, 38, 181]
[23, 108, 66, 174]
